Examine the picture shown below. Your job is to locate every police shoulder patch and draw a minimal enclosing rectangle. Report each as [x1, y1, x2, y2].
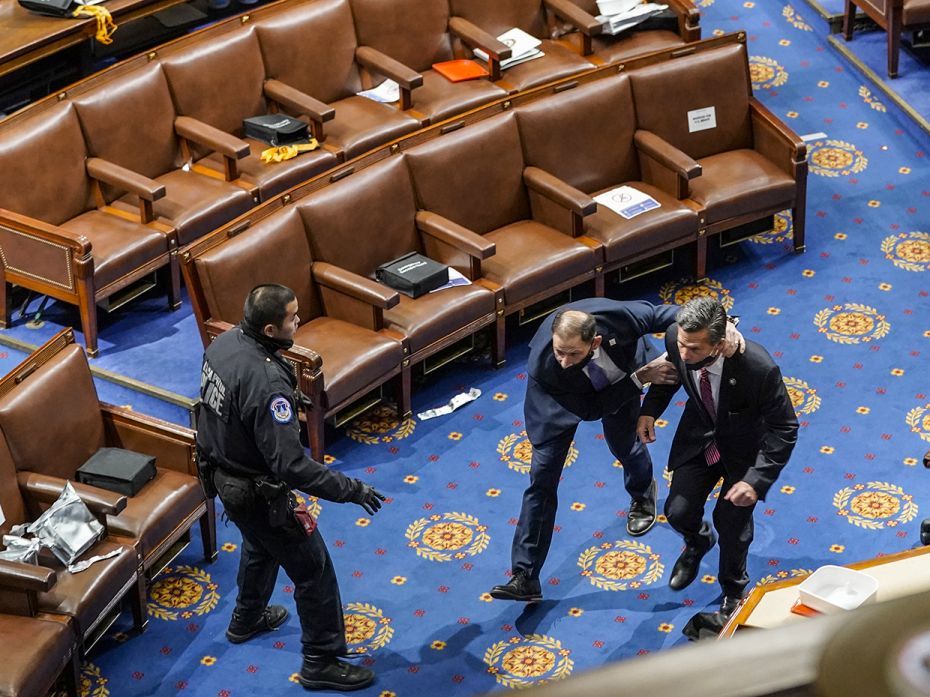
[269, 395, 293, 424]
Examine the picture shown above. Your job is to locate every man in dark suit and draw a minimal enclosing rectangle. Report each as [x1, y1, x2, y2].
[490, 298, 743, 602]
[637, 297, 798, 617]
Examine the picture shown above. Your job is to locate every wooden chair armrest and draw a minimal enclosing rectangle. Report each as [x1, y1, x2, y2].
[544, 0, 603, 35]
[100, 403, 196, 476]
[415, 211, 495, 260]
[0, 207, 91, 257]
[524, 167, 597, 216]
[0, 559, 56, 593]
[86, 158, 165, 202]
[750, 97, 807, 176]
[449, 16, 512, 80]
[174, 116, 249, 160]
[264, 79, 335, 123]
[312, 262, 400, 309]
[17, 471, 127, 517]
[634, 129, 701, 199]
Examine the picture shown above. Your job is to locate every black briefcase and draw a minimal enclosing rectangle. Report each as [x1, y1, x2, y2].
[376, 252, 449, 298]
[76, 447, 156, 497]
[242, 114, 309, 146]
[17, 0, 74, 17]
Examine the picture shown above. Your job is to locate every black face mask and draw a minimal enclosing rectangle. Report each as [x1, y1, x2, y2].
[559, 350, 595, 373]
[684, 353, 719, 371]
[241, 322, 294, 353]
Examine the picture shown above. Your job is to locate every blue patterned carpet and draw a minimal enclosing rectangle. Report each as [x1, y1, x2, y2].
[6, 1, 930, 695]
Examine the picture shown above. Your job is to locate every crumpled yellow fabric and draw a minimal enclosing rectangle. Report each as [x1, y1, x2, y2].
[72, 4, 117, 45]
[260, 140, 320, 163]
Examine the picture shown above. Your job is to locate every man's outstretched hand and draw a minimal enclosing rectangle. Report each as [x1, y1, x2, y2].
[352, 481, 386, 515]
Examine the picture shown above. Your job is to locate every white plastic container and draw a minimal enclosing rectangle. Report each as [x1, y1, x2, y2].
[797, 565, 879, 613]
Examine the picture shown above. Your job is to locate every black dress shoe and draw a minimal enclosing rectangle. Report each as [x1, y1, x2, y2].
[719, 595, 742, 617]
[669, 532, 716, 591]
[226, 605, 289, 644]
[627, 479, 657, 537]
[489, 572, 542, 601]
[299, 655, 374, 691]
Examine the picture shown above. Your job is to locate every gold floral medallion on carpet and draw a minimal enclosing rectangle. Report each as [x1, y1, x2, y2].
[343, 602, 393, 653]
[659, 278, 734, 311]
[783, 376, 821, 416]
[498, 430, 577, 474]
[347, 403, 415, 444]
[578, 539, 664, 591]
[906, 403, 930, 443]
[882, 231, 930, 272]
[484, 634, 573, 688]
[833, 482, 918, 530]
[807, 139, 868, 177]
[749, 55, 788, 89]
[147, 565, 220, 621]
[813, 303, 890, 344]
[405, 512, 490, 561]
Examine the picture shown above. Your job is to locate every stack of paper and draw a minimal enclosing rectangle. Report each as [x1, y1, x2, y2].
[357, 79, 400, 103]
[593, 185, 660, 219]
[595, 1, 668, 36]
[473, 27, 545, 70]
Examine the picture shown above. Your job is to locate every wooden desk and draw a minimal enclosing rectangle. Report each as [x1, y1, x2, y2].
[0, 0, 189, 78]
[721, 545, 930, 637]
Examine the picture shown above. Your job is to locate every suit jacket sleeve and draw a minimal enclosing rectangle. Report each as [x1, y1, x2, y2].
[639, 331, 682, 420]
[740, 362, 799, 500]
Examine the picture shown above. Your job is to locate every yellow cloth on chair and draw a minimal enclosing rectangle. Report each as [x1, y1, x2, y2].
[72, 4, 117, 45]
[260, 140, 320, 164]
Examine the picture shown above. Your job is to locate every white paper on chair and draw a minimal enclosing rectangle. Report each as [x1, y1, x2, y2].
[594, 185, 660, 219]
[357, 79, 400, 103]
[429, 267, 472, 293]
[596, 3, 668, 35]
[473, 27, 544, 70]
[0, 503, 5, 528]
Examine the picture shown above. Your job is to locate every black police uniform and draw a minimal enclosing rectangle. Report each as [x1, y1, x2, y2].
[197, 323, 363, 658]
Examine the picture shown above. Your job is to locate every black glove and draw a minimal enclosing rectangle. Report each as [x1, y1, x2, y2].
[352, 480, 386, 516]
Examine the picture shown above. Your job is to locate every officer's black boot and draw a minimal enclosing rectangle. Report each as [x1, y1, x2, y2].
[299, 655, 374, 691]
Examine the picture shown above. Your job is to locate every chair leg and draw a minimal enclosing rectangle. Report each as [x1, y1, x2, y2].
[167, 252, 182, 311]
[0, 279, 10, 329]
[395, 364, 412, 419]
[888, 10, 902, 77]
[201, 497, 217, 563]
[593, 266, 605, 297]
[63, 649, 80, 697]
[491, 312, 506, 369]
[76, 280, 99, 358]
[130, 570, 148, 634]
[694, 234, 708, 280]
[842, 0, 855, 40]
[308, 405, 325, 462]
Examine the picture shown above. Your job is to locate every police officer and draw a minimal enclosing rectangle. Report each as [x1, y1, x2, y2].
[197, 283, 385, 692]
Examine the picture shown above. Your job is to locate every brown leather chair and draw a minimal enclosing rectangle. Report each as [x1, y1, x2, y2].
[555, 0, 699, 63]
[0, 101, 179, 358]
[0, 418, 146, 655]
[0, 329, 216, 582]
[629, 42, 807, 277]
[843, 0, 930, 77]
[159, 24, 340, 200]
[404, 111, 602, 318]
[253, 0, 422, 159]
[0, 610, 78, 697]
[298, 155, 503, 369]
[448, 0, 596, 93]
[349, 0, 508, 125]
[516, 74, 700, 278]
[185, 207, 407, 460]
[71, 62, 255, 247]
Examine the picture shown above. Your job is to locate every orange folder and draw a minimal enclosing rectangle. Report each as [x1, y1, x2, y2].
[790, 598, 822, 618]
[432, 59, 490, 82]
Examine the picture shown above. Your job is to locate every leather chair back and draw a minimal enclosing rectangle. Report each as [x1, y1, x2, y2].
[629, 43, 753, 160]
[0, 437, 24, 537]
[449, 0, 548, 38]
[0, 344, 105, 482]
[194, 207, 323, 324]
[255, 0, 363, 103]
[405, 112, 529, 234]
[350, 0, 455, 71]
[516, 74, 639, 194]
[72, 63, 183, 187]
[162, 26, 267, 140]
[298, 155, 421, 277]
[0, 102, 92, 225]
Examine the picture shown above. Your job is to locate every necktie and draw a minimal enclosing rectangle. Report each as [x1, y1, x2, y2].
[700, 368, 721, 465]
[586, 359, 610, 391]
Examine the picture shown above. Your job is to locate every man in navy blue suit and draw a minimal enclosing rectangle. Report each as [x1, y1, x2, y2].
[490, 298, 743, 602]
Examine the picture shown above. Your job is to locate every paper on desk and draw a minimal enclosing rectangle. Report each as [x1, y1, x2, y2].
[358, 79, 400, 103]
[597, 3, 668, 35]
[429, 267, 472, 293]
[594, 185, 660, 219]
[68, 547, 123, 574]
[417, 388, 481, 420]
[474, 27, 544, 70]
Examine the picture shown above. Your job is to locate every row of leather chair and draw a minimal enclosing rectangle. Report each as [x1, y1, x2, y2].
[0, 329, 216, 697]
[182, 35, 808, 460]
[0, 0, 700, 358]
